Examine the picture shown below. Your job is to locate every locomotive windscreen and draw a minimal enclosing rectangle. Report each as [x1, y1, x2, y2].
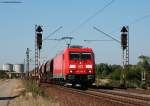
[81, 53, 91, 60]
[70, 52, 91, 60]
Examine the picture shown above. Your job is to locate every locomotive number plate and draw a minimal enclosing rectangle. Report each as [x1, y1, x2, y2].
[78, 65, 83, 69]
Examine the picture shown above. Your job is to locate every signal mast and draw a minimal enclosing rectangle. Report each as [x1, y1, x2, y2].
[121, 26, 129, 88]
[35, 25, 43, 76]
[86, 26, 129, 88]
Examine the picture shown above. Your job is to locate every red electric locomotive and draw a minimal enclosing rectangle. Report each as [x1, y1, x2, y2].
[40, 46, 95, 88]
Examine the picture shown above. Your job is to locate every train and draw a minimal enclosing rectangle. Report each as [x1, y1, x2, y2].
[38, 45, 96, 88]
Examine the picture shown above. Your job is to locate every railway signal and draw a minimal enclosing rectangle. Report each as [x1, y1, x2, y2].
[120, 26, 129, 88]
[93, 26, 129, 88]
[34, 26, 63, 79]
[37, 33, 42, 50]
[36, 26, 43, 50]
[121, 26, 129, 66]
[35, 25, 43, 77]
[121, 26, 128, 50]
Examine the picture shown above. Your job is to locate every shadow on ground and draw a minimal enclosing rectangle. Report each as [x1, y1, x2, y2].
[0, 95, 19, 100]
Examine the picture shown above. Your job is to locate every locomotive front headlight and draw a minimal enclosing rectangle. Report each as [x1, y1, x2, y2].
[70, 70, 73, 73]
[69, 64, 76, 68]
[86, 69, 92, 73]
[89, 70, 92, 73]
[86, 65, 92, 68]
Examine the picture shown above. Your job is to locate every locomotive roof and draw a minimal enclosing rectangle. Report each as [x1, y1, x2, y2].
[64, 47, 93, 52]
[53, 47, 93, 58]
[40, 47, 94, 66]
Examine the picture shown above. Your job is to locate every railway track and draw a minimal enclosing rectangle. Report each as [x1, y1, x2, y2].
[87, 89, 150, 106]
[89, 88, 150, 101]
[41, 83, 150, 106]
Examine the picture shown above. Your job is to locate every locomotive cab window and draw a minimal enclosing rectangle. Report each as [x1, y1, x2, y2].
[69, 52, 91, 60]
[81, 53, 91, 60]
[70, 53, 80, 60]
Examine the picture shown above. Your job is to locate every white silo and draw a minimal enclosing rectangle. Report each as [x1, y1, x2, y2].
[3, 64, 13, 72]
[14, 64, 24, 73]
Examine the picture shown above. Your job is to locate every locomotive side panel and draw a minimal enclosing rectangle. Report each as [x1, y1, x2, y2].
[63, 49, 69, 75]
[53, 53, 64, 79]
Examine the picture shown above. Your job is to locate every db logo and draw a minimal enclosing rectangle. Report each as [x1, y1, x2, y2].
[78, 65, 83, 68]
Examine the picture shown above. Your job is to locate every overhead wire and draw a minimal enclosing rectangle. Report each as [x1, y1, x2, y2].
[87, 13, 150, 45]
[0, 1, 23, 3]
[109, 13, 150, 36]
[84, 39, 113, 42]
[69, 0, 115, 35]
[40, 26, 63, 61]
[93, 26, 120, 43]
[43, 26, 63, 41]
[35, 0, 116, 64]
[130, 14, 150, 25]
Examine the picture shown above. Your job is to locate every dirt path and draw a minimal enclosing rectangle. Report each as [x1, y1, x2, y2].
[9, 80, 59, 106]
[0, 79, 6, 85]
[0, 79, 17, 106]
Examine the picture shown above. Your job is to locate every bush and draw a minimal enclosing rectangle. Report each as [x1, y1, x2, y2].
[24, 80, 46, 97]
[107, 80, 121, 88]
[126, 80, 141, 88]
[0, 71, 8, 79]
[126, 66, 141, 81]
[109, 69, 121, 80]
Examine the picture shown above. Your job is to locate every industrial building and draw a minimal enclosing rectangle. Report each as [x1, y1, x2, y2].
[2, 63, 25, 78]
[2, 63, 13, 72]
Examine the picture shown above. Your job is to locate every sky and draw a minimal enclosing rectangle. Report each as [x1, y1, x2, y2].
[0, 0, 150, 69]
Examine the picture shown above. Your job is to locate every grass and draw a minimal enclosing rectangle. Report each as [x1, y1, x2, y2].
[10, 94, 59, 106]
[9, 80, 59, 106]
[24, 80, 46, 97]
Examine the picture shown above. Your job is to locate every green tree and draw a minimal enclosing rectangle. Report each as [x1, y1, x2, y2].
[126, 65, 142, 81]
[137, 55, 150, 88]
[109, 64, 122, 80]
[138, 55, 150, 71]
[0, 71, 8, 79]
[95, 63, 112, 78]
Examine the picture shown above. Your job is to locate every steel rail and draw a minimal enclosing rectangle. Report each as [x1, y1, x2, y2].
[41, 83, 150, 106]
